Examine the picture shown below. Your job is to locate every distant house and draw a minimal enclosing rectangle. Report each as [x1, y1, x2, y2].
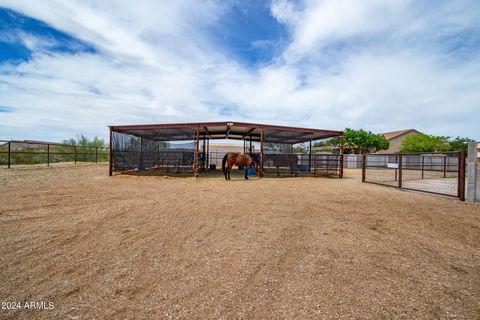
[377, 129, 421, 154]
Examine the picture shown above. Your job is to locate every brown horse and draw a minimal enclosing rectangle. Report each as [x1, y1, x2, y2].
[222, 153, 253, 180]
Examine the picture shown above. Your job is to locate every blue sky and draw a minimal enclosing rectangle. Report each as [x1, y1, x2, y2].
[0, 0, 479, 141]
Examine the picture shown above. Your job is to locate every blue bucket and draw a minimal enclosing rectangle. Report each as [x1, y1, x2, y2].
[247, 168, 255, 176]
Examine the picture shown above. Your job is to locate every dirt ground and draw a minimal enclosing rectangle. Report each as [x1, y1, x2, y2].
[0, 164, 479, 319]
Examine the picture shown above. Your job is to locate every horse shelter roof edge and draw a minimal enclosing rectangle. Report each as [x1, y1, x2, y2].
[109, 121, 343, 144]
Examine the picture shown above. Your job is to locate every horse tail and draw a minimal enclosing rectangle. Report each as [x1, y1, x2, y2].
[222, 153, 228, 175]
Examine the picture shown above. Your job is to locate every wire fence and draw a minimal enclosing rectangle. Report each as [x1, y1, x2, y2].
[0, 140, 109, 168]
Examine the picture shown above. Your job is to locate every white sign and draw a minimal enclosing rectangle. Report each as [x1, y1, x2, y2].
[387, 163, 399, 169]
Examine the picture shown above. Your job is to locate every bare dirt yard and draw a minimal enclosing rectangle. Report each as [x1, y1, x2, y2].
[1, 164, 479, 319]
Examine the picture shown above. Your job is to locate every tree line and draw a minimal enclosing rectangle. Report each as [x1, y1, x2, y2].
[313, 129, 472, 154]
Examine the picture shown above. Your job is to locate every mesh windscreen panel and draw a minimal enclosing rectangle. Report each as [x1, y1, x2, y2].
[112, 131, 199, 173]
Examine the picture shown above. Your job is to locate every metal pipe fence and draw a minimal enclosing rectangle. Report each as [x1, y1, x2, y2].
[0, 140, 109, 168]
[362, 151, 466, 200]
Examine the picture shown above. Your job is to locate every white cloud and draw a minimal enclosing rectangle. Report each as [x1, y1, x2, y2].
[0, 0, 479, 141]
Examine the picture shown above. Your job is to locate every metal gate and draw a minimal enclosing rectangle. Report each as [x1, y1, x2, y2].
[314, 154, 343, 177]
[362, 151, 465, 200]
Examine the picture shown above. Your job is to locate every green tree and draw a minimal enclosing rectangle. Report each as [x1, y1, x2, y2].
[400, 134, 450, 153]
[343, 128, 389, 154]
[448, 136, 474, 153]
[313, 137, 341, 148]
[62, 134, 108, 162]
[263, 143, 292, 153]
[63, 134, 107, 148]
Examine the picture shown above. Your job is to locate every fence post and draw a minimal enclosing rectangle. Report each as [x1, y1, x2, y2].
[398, 155, 403, 188]
[395, 155, 398, 181]
[421, 155, 424, 179]
[47, 144, 50, 167]
[74, 146, 77, 164]
[361, 154, 366, 182]
[95, 147, 98, 163]
[458, 150, 466, 201]
[7, 141, 11, 169]
[339, 154, 344, 178]
[443, 155, 447, 178]
[466, 142, 479, 202]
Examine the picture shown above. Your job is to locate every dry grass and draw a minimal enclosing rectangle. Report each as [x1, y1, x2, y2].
[0, 164, 479, 319]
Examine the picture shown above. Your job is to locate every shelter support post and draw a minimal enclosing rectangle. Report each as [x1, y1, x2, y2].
[108, 127, 112, 176]
[206, 139, 210, 168]
[202, 135, 206, 171]
[194, 125, 200, 178]
[339, 134, 344, 178]
[260, 127, 264, 177]
[308, 140, 312, 173]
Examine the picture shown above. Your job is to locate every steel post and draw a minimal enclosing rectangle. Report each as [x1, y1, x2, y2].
[458, 150, 465, 201]
[260, 127, 264, 177]
[361, 154, 366, 182]
[398, 155, 403, 188]
[108, 127, 113, 176]
[444, 156, 447, 178]
[202, 135, 206, 171]
[421, 155, 424, 179]
[339, 134, 344, 178]
[7, 141, 11, 169]
[308, 140, 312, 173]
[47, 144, 50, 166]
[194, 125, 199, 177]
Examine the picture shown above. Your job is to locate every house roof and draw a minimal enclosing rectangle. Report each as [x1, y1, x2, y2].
[382, 129, 420, 140]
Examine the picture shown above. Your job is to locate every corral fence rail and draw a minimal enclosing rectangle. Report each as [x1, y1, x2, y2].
[362, 151, 465, 200]
[0, 140, 109, 168]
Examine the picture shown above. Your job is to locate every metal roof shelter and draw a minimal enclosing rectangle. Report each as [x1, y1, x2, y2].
[109, 121, 342, 144]
[108, 121, 344, 177]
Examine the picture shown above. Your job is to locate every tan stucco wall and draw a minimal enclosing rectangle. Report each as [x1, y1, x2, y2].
[377, 131, 420, 154]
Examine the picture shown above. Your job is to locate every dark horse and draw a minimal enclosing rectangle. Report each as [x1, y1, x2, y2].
[251, 152, 298, 175]
[222, 153, 255, 180]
